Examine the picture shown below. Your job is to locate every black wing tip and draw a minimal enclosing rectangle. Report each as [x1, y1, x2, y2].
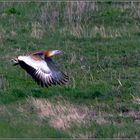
[19, 60, 69, 88]
[55, 73, 69, 86]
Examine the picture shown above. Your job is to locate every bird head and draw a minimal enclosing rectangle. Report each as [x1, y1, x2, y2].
[44, 50, 62, 58]
[32, 50, 62, 58]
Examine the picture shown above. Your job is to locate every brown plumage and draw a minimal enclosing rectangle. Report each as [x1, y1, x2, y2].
[12, 50, 68, 88]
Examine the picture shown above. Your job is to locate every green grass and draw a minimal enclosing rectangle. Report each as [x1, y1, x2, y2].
[0, 1, 140, 138]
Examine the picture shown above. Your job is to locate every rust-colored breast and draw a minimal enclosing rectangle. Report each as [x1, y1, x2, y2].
[44, 50, 51, 58]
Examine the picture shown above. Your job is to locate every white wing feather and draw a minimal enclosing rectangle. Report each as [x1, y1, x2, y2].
[18, 56, 51, 73]
[17, 55, 68, 87]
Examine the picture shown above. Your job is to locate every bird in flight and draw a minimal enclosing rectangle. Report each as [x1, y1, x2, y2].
[11, 50, 68, 88]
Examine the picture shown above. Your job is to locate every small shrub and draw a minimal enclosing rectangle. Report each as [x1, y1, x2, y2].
[7, 7, 20, 15]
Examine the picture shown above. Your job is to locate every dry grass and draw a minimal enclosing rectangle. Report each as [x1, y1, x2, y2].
[23, 97, 111, 130]
[31, 22, 44, 39]
[27, 97, 88, 130]
[17, 97, 110, 138]
[60, 24, 135, 39]
[0, 28, 5, 39]
[132, 95, 140, 105]
[0, 75, 8, 91]
[124, 111, 140, 121]
[6, 97, 140, 138]
[15, 97, 140, 127]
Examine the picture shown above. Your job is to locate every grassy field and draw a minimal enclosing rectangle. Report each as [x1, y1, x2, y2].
[0, 1, 140, 138]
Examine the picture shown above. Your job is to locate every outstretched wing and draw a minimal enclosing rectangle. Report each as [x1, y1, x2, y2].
[45, 57, 69, 86]
[18, 56, 68, 87]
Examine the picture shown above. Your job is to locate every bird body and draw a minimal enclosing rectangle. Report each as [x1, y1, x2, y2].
[12, 50, 68, 87]
[18, 56, 50, 72]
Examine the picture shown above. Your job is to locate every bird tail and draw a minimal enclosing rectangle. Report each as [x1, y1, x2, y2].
[11, 58, 19, 66]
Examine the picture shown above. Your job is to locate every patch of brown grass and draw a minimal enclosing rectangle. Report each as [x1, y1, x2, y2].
[15, 97, 111, 138]
[123, 111, 140, 122]
[28, 98, 88, 130]
[132, 96, 140, 105]
[31, 22, 43, 39]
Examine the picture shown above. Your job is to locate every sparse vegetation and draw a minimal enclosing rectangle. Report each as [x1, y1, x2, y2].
[0, 1, 140, 138]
